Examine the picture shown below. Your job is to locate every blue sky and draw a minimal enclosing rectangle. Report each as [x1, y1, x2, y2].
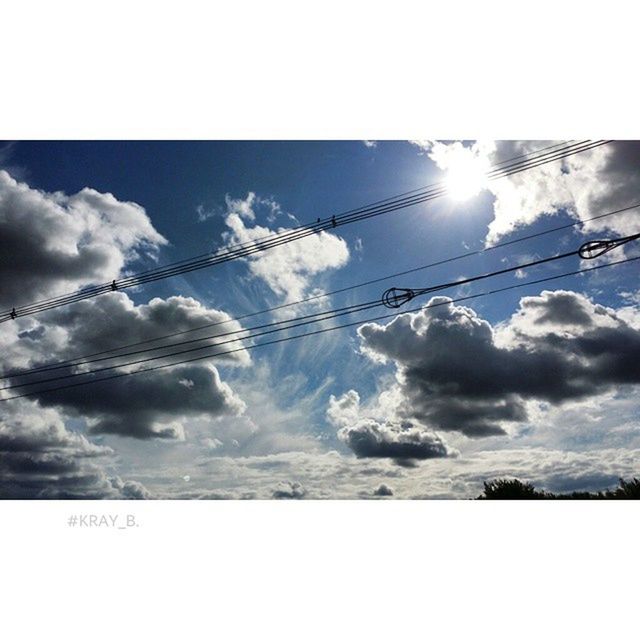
[10, 140, 631, 321]
[1, 140, 639, 499]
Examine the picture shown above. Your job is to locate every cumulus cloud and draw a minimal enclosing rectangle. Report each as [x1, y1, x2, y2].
[221, 192, 350, 302]
[0, 400, 151, 498]
[416, 140, 640, 245]
[327, 390, 454, 464]
[337, 418, 452, 465]
[373, 483, 393, 497]
[33, 363, 246, 440]
[486, 141, 640, 244]
[358, 292, 640, 438]
[272, 480, 307, 499]
[326, 389, 361, 428]
[109, 476, 152, 500]
[1, 292, 251, 373]
[0, 170, 167, 309]
[1, 292, 251, 440]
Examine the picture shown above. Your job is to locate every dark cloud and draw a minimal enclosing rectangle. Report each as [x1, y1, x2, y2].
[272, 481, 307, 499]
[0, 170, 166, 308]
[358, 292, 640, 438]
[525, 290, 594, 326]
[574, 141, 640, 225]
[34, 363, 245, 440]
[373, 483, 394, 497]
[327, 390, 454, 464]
[3, 294, 250, 440]
[2, 293, 250, 373]
[0, 175, 252, 440]
[338, 419, 452, 463]
[0, 403, 151, 499]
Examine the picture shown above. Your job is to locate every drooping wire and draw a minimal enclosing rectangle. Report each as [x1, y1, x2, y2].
[1, 254, 636, 402]
[2, 203, 638, 382]
[0, 140, 610, 322]
[4, 232, 638, 393]
[381, 232, 640, 308]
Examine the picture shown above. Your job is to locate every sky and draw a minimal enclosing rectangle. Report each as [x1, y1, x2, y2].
[0, 139, 639, 499]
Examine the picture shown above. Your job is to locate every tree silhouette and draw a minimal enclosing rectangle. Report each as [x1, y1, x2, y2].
[479, 479, 545, 499]
[477, 477, 640, 500]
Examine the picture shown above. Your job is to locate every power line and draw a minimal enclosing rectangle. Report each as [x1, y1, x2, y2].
[0, 140, 610, 322]
[102, 142, 577, 274]
[3, 299, 383, 383]
[3, 205, 638, 381]
[3, 140, 607, 319]
[1, 254, 636, 402]
[381, 231, 640, 308]
[0, 240, 594, 386]
[4, 233, 638, 393]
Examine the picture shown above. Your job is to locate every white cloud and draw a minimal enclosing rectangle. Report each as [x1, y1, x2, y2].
[155, 447, 640, 499]
[416, 140, 640, 246]
[326, 389, 361, 428]
[0, 193, 257, 441]
[221, 192, 350, 303]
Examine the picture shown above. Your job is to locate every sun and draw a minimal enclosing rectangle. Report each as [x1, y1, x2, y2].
[428, 141, 491, 202]
[444, 151, 490, 201]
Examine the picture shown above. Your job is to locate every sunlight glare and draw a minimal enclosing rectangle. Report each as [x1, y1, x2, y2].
[444, 151, 490, 201]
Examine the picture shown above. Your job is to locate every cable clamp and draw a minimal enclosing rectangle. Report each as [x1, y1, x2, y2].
[382, 287, 415, 309]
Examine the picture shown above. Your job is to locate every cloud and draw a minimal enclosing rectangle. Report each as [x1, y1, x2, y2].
[337, 418, 453, 465]
[326, 389, 361, 427]
[2, 293, 250, 440]
[222, 192, 350, 302]
[327, 390, 454, 464]
[0, 400, 151, 498]
[272, 480, 307, 499]
[34, 363, 246, 440]
[161, 447, 640, 499]
[196, 204, 216, 222]
[416, 141, 640, 245]
[357, 291, 640, 438]
[408, 140, 434, 153]
[109, 476, 152, 500]
[362, 140, 377, 148]
[2, 292, 251, 372]
[373, 483, 393, 497]
[499, 289, 619, 338]
[0, 170, 167, 309]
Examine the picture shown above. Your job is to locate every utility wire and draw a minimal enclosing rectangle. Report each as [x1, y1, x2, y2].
[4, 232, 638, 392]
[98, 141, 576, 275]
[381, 232, 640, 308]
[1, 254, 637, 403]
[2, 199, 637, 381]
[3, 139, 607, 319]
[1, 140, 610, 322]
